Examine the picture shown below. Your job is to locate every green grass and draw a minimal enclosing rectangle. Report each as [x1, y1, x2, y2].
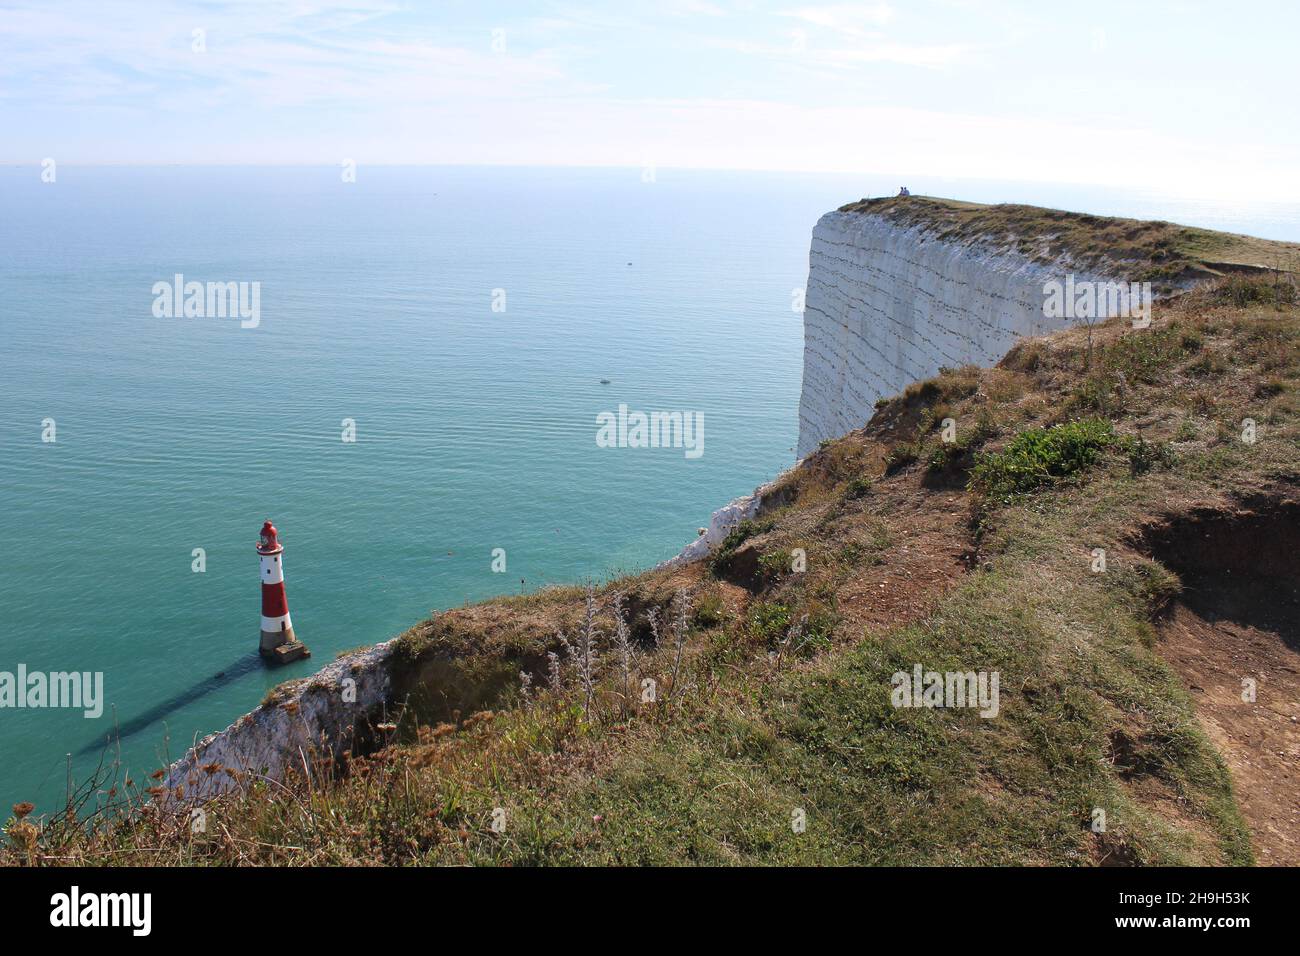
[389, 505, 1249, 865]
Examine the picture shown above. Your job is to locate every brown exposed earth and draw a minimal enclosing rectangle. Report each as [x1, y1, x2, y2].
[1139, 492, 1300, 865]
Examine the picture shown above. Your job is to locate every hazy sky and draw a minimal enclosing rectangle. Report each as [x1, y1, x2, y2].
[3, 0, 1298, 198]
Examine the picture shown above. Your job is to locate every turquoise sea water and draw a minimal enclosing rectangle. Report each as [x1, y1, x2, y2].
[2, 166, 1298, 810]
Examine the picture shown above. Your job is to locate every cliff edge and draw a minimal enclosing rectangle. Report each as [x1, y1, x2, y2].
[797, 196, 1300, 457]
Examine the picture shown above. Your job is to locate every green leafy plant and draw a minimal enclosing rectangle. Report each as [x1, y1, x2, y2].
[971, 418, 1118, 500]
[748, 601, 792, 644]
[757, 549, 794, 586]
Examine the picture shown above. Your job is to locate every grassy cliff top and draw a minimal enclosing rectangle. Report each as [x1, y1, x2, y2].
[837, 195, 1300, 286]
[7, 274, 1300, 867]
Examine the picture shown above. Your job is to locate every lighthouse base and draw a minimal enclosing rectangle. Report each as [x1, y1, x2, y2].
[260, 627, 311, 666]
[265, 641, 311, 665]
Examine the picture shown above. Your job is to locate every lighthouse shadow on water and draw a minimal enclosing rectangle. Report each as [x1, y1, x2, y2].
[80, 520, 312, 757]
[79, 654, 268, 756]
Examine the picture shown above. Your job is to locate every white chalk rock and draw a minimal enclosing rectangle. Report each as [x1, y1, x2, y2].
[796, 209, 1122, 457]
[163, 640, 397, 801]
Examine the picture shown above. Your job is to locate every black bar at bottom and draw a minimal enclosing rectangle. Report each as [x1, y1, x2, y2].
[0, 865, 1278, 941]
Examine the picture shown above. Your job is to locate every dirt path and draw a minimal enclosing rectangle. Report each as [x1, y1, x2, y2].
[1156, 576, 1300, 865]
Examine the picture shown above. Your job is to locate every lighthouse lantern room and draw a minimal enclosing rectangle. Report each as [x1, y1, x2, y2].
[257, 520, 310, 665]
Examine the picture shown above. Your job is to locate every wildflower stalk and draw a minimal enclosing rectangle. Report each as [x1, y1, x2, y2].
[773, 614, 807, 673]
[611, 591, 636, 710]
[571, 589, 602, 716]
[646, 606, 662, 649]
[667, 589, 692, 704]
[546, 650, 563, 694]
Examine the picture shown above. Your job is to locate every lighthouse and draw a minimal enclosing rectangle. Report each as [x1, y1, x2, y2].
[257, 520, 310, 665]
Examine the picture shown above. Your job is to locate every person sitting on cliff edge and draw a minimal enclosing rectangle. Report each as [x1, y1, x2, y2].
[898, 186, 911, 196]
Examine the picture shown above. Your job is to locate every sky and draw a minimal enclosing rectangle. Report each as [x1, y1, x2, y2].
[2, 0, 1299, 198]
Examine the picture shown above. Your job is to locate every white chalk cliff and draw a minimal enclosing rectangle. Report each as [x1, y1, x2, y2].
[668, 202, 1130, 566]
[796, 209, 1117, 457]
[164, 641, 396, 801]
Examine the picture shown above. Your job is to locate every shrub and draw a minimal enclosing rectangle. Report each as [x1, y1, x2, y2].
[693, 593, 728, 629]
[1174, 418, 1199, 442]
[1177, 326, 1204, 352]
[1112, 559, 1182, 617]
[836, 541, 866, 566]
[1216, 275, 1298, 307]
[1123, 435, 1176, 475]
[758, 549, 794, 585]
[844, 476, 873, 499]
[971, 418, 1118, 500]
[1102, 328, 1183, 384]
[748, 601, 792, 644]
[1255, 378, 1288, 398]
[884, 445, 919, 474]
[801, 610, 838, 651]
[1186, 351, 1228, 377]
[1001, 339, 1046, 373]
[709, 518, 773, 577]
[925, 444, 954, 473]
[926, 414, 998, 474]
[754, 602, 838, 659]
[1067, 375, 1120, 415]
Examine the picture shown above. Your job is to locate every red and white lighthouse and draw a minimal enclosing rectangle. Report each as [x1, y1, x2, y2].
[257, 520, 310, 664]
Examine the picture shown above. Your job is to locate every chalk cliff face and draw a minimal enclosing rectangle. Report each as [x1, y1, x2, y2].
[164, 641, 395, 800]
[796, 210, 1115, 457]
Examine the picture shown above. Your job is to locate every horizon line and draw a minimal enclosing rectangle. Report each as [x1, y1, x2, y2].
[6, 162, 1299, 206]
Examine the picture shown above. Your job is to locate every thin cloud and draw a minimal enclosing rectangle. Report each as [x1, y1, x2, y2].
[777, 3, 896, 36]
[707, 34, 971, 69]
[810, 41, 972, 68]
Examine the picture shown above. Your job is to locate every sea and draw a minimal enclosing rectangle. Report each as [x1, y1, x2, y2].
[2, 164, 1298, 811]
